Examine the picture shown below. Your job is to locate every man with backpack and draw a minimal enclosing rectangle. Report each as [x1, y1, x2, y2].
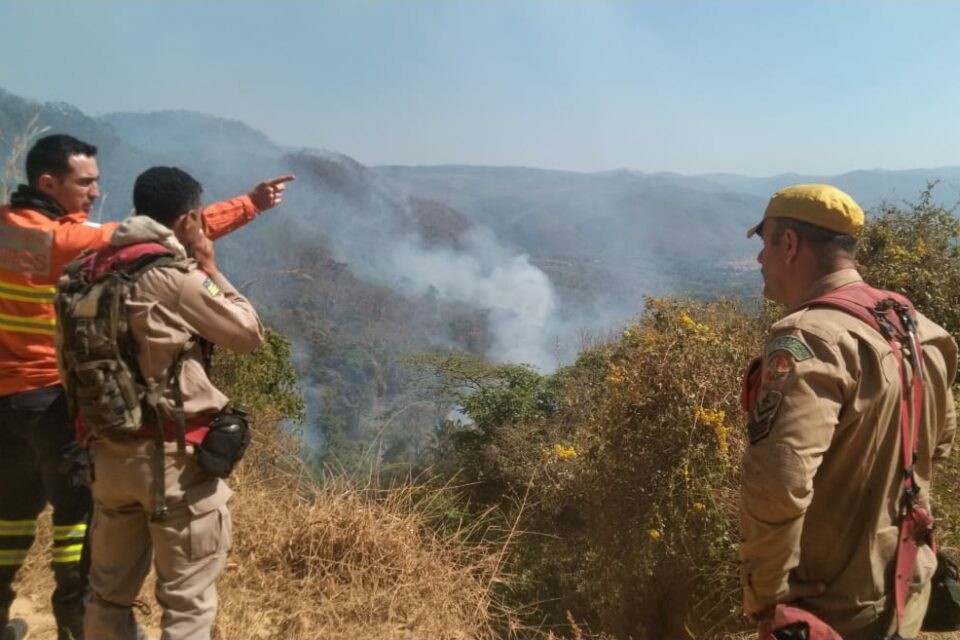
[0, 134, 291, 640]
[56, 166, 264, 640]
[739, 184, 957, 640]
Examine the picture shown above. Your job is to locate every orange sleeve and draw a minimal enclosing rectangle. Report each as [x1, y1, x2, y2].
[53, 217, 119, 257]
[48, 217, 119, 280]
[201, 195, 259, 241]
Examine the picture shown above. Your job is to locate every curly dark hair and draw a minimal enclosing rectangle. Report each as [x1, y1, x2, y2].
[133, 166, 203, 227]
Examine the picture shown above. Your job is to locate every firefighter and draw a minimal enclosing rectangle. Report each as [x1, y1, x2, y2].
[740, 184, 957, 639]
[64, 166, 263, 639]
[0, 134, 292, 640]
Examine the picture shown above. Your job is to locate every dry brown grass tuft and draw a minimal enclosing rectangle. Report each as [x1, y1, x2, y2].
[213, 410, 509, 640]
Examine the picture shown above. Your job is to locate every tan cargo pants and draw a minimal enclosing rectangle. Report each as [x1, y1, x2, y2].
[84, 439, 233, 640]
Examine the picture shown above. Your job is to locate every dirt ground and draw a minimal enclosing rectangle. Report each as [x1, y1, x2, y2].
[8, 595, 57, 640]
[8, 591, 162, 640]
[10, 590, 960, 640]
[10, 511, 960, 640]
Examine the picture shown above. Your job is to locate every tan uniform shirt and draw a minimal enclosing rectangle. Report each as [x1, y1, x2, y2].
[740, 269, 957, 636]
[117, 217, 264, 420]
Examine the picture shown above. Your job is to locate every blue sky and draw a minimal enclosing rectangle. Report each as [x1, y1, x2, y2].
[1, 0, 958, 175]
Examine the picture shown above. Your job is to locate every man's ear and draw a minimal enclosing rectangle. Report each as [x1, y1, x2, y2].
[170, 212, 191, 235]
[36, 173, 57, 195]
[783, 227, 801, 263]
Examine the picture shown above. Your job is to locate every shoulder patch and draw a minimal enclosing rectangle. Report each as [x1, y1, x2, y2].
[202, 277, 221, 296]
[766, 335, 813, 361]
[762, 353, 794, 384]
[747, 390, 783, 444]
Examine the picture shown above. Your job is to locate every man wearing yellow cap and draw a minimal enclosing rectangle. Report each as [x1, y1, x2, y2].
[739, 184, 957, 639]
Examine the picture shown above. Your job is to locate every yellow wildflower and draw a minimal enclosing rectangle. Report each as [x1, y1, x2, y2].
[648, 529, 661, 540]
[554, 443, 578, 459]
[677, 311, 717, 342]
[694, 407, 730, 457]
[693, 502, 706, 512]
[693, 407, 725, 429]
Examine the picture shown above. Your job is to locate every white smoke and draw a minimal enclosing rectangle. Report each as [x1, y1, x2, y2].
[384, 227, 557, 370]
[278, 155, 562, 371]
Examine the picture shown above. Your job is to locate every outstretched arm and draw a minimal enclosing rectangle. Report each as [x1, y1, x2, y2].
[202, 175, 295, 240]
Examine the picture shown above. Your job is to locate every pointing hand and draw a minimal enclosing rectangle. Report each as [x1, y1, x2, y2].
[248, 175, 296, 211]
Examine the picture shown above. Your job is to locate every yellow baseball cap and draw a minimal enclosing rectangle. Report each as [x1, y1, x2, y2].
[746, 183, 864, 238]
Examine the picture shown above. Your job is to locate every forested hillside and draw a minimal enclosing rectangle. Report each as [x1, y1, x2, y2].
[3, 83, 959, 473]
[4, 85, 960, 639]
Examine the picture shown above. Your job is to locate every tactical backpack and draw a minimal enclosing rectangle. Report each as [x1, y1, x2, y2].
[55, 243, 185, 440]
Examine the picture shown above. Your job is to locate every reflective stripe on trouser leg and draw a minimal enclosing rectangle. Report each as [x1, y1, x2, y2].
[0, 518, 38, 625]
[0, 520, 37, 538]
[0, 519, 36, 566]
[52, 522, 88, 639]
[51, 522, 87, 564]
[0, 549, 29, 567]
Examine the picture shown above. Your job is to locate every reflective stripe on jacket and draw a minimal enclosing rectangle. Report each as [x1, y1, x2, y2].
[0, 196, 259, 396]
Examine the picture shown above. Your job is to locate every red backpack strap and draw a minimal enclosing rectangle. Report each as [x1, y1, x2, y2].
[87, 242, 173, 279]
[803, 282, 914, 338]
[740, 356, 763, 412]
[802, 281, 930, 631]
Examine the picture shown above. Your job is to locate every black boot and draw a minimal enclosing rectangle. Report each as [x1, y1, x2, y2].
[0, 566, 29, 639]
[0, 618, 28, 640]
[52, 563, 85, 640]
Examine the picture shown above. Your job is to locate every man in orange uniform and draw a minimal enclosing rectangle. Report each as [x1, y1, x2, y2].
[0, 134, 292, 640]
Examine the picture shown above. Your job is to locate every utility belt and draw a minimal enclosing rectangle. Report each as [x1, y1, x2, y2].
[142, 406, 251, 521]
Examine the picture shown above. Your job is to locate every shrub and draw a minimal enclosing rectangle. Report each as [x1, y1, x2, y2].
[213, 326, 306, 423]
[425, 298, 770, 639]
[858, 182, 960, 335]
[422, 186, 960, 639]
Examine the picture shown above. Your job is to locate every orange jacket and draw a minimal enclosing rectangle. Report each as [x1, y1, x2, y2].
[0, 195, 261, 396]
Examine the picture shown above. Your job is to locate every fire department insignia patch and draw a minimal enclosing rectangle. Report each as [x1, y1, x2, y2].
[766, 336, 813, 362]
[202, 277, 221, 296]
[747, 390, 782, 444]
[762, 353, 793, 384]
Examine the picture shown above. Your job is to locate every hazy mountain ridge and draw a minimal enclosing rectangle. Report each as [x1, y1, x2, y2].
[3, 84, 958, 453]
[4, 85, 957, 356]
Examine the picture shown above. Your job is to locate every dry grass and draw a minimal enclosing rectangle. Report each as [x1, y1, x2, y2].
[213, 411, 507, 639]
[13, 410, 517, 639]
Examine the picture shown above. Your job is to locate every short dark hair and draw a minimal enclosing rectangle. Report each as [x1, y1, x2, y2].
[771, 217, 859, 256]
[133, 166, 203, 227]
[26, 134, 97, 186]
